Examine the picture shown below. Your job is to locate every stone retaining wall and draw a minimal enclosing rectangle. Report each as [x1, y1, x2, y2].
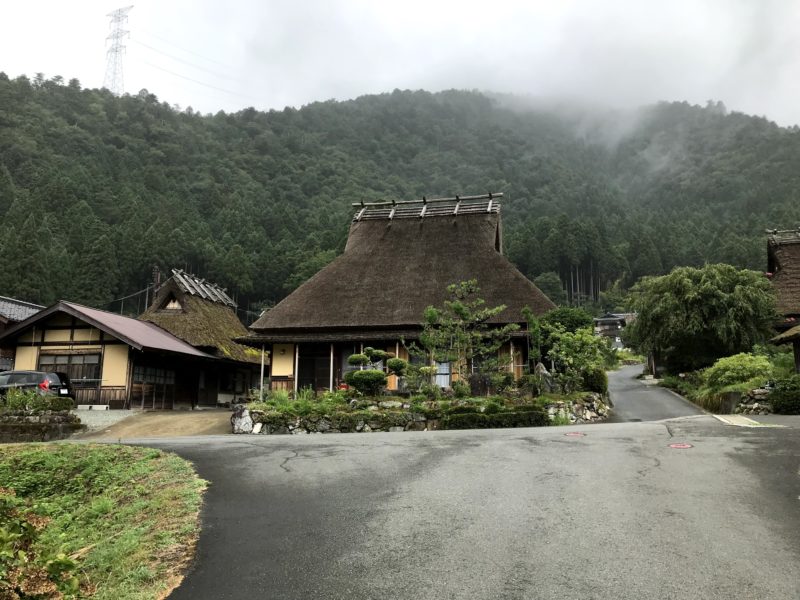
[231, 393, 609, 434]
[0, 411, 86, 443]
[734, 388, 772, 415]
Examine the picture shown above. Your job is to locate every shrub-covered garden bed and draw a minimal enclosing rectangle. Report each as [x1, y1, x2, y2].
[0, 389, 86, 443]
[232, 388, 610, 434]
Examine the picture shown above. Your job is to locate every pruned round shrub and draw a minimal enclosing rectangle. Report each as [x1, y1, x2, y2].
[483, 402, 502, 414]
[582, 367, 608, 394]
[704, 353, 772, 390]
[344, 369, 387, 396]
[770, 375, 800, 414]
[347, 354, 370, 367]
[386, 358, 408, 376]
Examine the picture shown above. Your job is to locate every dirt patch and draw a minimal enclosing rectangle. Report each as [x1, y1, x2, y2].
[79, 410, 231, 440]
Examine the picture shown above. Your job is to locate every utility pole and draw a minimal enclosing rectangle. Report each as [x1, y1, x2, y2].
[103, 6, 133, 95]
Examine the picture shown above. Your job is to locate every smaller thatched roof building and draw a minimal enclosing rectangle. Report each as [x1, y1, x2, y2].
[771, 324, 800, 373]
[768, 229, 800, 329]
[139, 269, 260, 365]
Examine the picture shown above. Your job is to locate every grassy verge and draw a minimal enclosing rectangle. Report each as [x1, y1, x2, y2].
[0, 443, 207, 599]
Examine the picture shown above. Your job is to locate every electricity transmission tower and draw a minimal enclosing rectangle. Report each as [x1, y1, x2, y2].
[103, 5, 133, 95]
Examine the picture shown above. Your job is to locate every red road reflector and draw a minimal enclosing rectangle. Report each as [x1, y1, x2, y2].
[668, 443, 693, 449]
[564, 432, 586, 437]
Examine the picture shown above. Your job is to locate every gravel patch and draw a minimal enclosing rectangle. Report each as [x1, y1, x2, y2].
[72, 409, 137, 432]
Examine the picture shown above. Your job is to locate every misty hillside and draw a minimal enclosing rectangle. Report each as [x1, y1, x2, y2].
[1, 72, 800, 313]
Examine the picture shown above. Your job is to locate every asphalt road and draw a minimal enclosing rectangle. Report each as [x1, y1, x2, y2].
[607, 364, 706, 422]
[143, 412, 800, 599]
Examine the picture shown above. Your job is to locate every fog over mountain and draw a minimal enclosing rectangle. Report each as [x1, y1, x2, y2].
[2, 1, 798, 125]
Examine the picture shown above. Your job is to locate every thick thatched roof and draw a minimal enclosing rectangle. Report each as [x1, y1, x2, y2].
[139, 277, 261, 365]
[771, 323, 800, 344]
[249, 197, 555, 342]
[767, 230, 800, 318]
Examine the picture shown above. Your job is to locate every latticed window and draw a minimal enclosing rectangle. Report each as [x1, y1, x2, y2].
[39, 353, 101, 387]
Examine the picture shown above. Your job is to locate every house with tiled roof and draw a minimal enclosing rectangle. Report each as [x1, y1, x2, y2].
[0, 295, 44, 370]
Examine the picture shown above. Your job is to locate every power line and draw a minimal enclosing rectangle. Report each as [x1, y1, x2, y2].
[137, 58, 262, 103]
[131, 38, 244, 83]
[138, 28, 237, 71]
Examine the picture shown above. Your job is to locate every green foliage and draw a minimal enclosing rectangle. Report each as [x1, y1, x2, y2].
[386, 358, 408, 376]
[414, 280, 519, 388]
[1, 489, 81, 599]
[0, 389, 73, 413]
[704, 353, 772, 390]
[770, 376, 800, 414]
[451, 379, 471, 398]
[583, 367, 609, 394]
[347, 354, 369, 367]
[1, 80, 800, 311]
[625, 264, 777, 372]
[533, 272, 566, 305]
[0, 444, 206, 600]
[546, 327, 613, 393]
[441, 408, 549, 430]
[343, 369, 387, 396]
[540, 307, 594, 334]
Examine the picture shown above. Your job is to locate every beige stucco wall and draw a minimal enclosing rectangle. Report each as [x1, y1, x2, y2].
[44, 329, 70, 342]
[73, 327, 101, 342]
[14, 346, 38, 370]
[19, 330, 37, 343]
[101, 345, 129, 386]
[271, 344, 295, 376]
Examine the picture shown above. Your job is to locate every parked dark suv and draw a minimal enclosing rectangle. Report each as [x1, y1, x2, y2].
[0, 370, 74, 399]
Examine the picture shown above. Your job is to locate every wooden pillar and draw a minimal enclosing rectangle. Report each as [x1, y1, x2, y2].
[293, 344, 299, 393]
[794, 341, 800, 374]
[329, 343, 334, 391]
[259, 345, 265, 401]
[510, 340, 515, 375]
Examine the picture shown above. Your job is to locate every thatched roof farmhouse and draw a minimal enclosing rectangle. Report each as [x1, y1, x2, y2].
[245, 193, 555, 392]
[767, 229, 800, 330]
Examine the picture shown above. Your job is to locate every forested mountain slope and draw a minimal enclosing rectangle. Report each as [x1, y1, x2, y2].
[1, 72, 799, 313]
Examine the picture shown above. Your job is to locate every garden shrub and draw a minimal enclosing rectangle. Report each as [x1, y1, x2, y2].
[386, 358, 408, 376]
[1, 389, 73, 413]
[344, 369, 387, 396]
[451, 379, 471, 398]
[347, 353, 369, 367]
[582, 367, 608, 394]
[446, 404, 481, 415]
[704, 353, 772, 390]
[770, 376, 800, 414]
[483, 401, 502, 414]
[441, 407, 548, 429]
[517, 373, 540, 397]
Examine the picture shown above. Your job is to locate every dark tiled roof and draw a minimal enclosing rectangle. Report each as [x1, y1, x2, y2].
[171, 269, 236, 307]
[249, 197, 555, 339]
[0, 296, 44, 322]
[767, 230, 800, 317]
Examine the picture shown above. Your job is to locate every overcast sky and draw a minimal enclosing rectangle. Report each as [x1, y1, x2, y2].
[2, 0, 798, 124]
